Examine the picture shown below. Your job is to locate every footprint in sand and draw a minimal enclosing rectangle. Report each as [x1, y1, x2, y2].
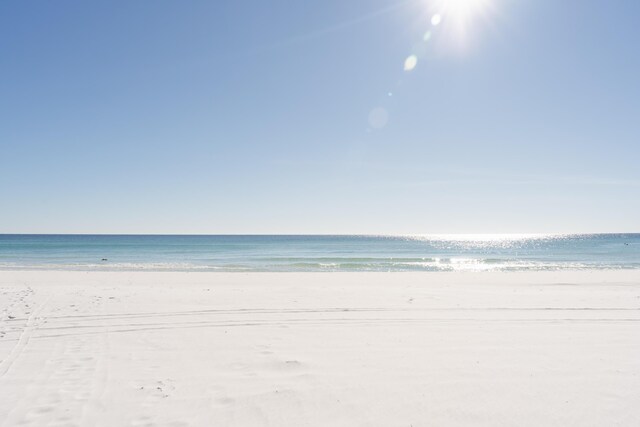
[266, 359, 303, 372]
[215, 396, 235, 406]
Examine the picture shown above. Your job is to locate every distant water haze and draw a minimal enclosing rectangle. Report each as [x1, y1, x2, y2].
[0, 234, 638, 272]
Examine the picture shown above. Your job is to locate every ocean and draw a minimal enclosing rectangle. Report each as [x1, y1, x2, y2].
[0, 234, 638, 272]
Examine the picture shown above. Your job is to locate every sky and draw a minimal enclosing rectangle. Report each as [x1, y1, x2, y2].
[1, 0, 639, 234]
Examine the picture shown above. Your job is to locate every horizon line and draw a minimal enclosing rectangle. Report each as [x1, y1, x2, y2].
[1, 232, 639, 237]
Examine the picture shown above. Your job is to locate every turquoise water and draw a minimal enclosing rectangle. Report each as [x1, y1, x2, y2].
[0, 234, 638, 272]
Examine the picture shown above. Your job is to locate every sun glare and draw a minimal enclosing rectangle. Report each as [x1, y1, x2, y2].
[437, 0, 489, 21]
[428, 0, 494, 47]
[372, 0, 497, 130]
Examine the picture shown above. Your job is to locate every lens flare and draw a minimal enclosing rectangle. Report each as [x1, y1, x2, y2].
[368, 107, 389, 129]
[404, 55, 418, 71]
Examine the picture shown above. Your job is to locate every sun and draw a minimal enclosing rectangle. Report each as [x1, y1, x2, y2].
[436, 0, 490, 23]
[427, 0, 494, 48]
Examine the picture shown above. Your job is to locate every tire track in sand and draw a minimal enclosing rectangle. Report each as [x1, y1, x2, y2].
[0, 296, 49, 379]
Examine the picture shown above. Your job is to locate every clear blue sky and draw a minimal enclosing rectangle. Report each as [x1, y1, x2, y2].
[1, 0, 639, 234]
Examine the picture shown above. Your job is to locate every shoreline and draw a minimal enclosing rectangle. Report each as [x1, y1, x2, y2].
[3, 268, 640, 284]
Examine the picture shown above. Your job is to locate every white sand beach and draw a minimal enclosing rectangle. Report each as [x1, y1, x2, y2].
[1, 270, 639, 426]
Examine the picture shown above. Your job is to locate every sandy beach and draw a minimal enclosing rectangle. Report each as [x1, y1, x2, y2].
[0, 270, 639, 426]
